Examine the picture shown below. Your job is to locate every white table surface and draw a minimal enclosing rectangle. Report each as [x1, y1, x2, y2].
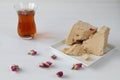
[0, 0, 120, 80]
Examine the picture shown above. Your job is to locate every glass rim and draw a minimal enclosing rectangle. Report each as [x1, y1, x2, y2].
[14, 2, 37, 11]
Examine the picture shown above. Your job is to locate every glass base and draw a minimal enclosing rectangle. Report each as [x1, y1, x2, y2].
[18, 34, 36, 40]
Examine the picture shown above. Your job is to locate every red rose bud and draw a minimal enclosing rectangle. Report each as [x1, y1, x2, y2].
[51, 55, 57, 59]
[56, 71, 63, 77]
[11, 64, 20, 72]
[28, 50, 37, 56]
[72, 63, 82, 70]
[39, 61, 52, 68]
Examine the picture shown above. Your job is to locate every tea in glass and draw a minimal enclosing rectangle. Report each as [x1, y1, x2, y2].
[15, 3, 37, 39]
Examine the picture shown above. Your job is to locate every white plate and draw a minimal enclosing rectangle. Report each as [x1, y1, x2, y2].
[50, 40, 115, 67]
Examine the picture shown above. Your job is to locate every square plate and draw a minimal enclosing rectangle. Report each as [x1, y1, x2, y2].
[50, 40, 115, 67]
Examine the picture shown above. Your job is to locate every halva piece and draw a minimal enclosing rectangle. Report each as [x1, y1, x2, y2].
[65, 20, 97, 45]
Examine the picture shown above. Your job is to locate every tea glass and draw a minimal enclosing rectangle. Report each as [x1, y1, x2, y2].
[14, 2, 37, 39]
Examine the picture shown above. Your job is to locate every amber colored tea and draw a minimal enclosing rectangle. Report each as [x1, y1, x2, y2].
[17, 9, 36, 38]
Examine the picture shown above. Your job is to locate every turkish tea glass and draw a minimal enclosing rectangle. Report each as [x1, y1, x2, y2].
[14, 2, 37, 39]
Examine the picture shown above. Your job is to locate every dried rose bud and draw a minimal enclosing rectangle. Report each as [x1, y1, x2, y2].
[89, 28, 97, 34]
[39, 61, 52, 68]
[11, 64, 20, 72]
[39, 63, 49, 68]
[46, 61, 52, 66]
[28, 50, 37, 56]
[89, 28, 95, 31]
[51, 55, 57, 59]
[72, 63, 82, 70]
[56, 71, 63, 77]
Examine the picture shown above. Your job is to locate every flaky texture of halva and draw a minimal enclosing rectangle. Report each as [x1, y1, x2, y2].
[65, 20, 97, 45]
[83, 26, 110, 56]
[63, 44, 85, 56]
[63, 20, 110, 56]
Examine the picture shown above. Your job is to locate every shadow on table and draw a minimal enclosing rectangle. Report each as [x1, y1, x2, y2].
[33, 32, 55, 40]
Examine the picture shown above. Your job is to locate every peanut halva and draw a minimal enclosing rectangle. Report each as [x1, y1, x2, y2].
[63, 20, 110, 56]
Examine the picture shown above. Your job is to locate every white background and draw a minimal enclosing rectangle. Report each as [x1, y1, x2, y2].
[0, 0, 120, 80]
